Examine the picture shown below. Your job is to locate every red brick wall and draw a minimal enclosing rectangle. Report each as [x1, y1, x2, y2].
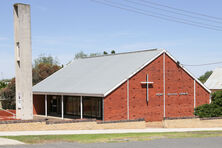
[129, 55, 164, 121]
[104, 83, 127, 121]
[33, 95, 45, 115]
[165, 54, 195, 118]
[104, 53, 210, 122]
[196, 82, 210, 106]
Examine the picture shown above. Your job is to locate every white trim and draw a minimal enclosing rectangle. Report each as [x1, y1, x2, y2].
[45, 94, 47, 117]
[80, 96, 83, 119]
[102, 98, 104, 121]
[165, 51, 211, 93]
[104, 50, 165, 96]
[33, 92, 104, 97]
[141, 82, 154, 84]
[127, 79, 130, 120]
[194, 80, 196, 108]
[163, 52, 166, 118]
[146, 74, 149, 102]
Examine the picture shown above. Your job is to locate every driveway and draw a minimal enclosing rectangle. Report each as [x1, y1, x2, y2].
[0, 138, 24, 146]
[1, 137, 222, 148]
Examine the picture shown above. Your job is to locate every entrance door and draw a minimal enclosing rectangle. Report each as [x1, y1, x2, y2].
[48, 96, 61, 115]
[51, 98, 57, 113]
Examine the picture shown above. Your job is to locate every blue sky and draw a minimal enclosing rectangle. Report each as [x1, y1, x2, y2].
[0, 0, 222, 79]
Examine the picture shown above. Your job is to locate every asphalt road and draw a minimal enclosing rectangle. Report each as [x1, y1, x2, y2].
[1, 137, 222, 148]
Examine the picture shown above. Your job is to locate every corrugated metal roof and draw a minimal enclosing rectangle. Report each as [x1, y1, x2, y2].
[205, 68, 222, 90]
[33, 49, 164, 96]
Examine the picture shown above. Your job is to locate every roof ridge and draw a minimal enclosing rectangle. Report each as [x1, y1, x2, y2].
[76, 48, 160, 60]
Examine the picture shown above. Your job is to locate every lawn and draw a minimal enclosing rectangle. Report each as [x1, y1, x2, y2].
[2, 131, 222, 144]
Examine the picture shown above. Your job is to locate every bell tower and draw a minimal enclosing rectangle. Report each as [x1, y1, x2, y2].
[14, 3, 33, 120]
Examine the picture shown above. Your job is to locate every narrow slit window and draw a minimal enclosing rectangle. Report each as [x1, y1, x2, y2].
[16, 42, 20, 62]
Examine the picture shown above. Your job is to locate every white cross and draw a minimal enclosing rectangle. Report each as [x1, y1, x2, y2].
[141, 74, 154, 102]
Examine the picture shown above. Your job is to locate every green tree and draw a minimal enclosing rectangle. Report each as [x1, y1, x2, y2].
[111, 50, 116, 54]
[194, 90, 222, 118]
[0, 81, 7, 90]
[103, 51, 108, 55]
[198, 71, 212, 83]
[0, 78, 16, 109]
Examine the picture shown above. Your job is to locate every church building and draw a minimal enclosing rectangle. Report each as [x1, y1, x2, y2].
[33, 49, 211, 122]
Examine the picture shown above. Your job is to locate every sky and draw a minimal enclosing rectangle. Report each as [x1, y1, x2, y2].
[0, 0, 222, 79]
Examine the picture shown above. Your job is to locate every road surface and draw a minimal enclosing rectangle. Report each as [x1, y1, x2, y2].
[1, 137, 222, 148]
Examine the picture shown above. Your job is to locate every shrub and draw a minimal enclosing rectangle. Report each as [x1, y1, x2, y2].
[194, 91, 222, 118]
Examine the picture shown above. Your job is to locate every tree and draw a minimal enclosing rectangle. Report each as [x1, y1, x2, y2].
[89, 53, 101, 57]
[194, 90, 222, 118]
[111, 50, 116, 54]
[32, 55, 61, 85]
[75, 51, 108, 59]
[0, 81, 7, 90]
[0, 55, 61, 109]
[74, 51, 87, 59]
[34, 54, 59, 68]
[198, 71, 212, 83]
[0, 78, 16, 109]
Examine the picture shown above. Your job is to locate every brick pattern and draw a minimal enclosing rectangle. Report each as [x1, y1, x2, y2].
[104, 83, 127, 121]
[129, 55, 164, 122]
[33, 95, 45, 115]
[165, 54, 195, 118]
[104, 53, 210, 122]
[196, 81, 210, 106]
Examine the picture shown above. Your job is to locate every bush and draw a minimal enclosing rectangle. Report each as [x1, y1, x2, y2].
[194, 91, 222, 118]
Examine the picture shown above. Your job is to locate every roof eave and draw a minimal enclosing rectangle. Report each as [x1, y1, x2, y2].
[33, 91, 104, 97]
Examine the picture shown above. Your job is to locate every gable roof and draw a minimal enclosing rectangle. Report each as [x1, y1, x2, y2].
[33, 49, 164, 97]
[33, 49, 211, 97]
[205, 68, 222, 90]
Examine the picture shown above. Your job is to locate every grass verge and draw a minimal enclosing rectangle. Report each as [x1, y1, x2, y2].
[2, 131, 222, 144]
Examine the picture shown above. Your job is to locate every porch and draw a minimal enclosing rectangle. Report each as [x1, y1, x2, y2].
[33, 95, 103, 120]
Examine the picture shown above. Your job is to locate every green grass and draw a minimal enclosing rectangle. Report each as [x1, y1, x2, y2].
[2, 131, 222, 144]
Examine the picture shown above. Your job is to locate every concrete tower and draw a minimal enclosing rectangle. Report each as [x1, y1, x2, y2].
[14, 3, 33, 120]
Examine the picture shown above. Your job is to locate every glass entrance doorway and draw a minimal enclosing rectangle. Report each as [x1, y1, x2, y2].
[48, 95, 61, 116]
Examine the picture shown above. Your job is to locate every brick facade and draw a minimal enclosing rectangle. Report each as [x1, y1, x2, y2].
[104, 53, 210, 122]
[104, 83, 127, 121]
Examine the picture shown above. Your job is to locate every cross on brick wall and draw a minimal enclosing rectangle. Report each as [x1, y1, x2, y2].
[141, 74, 153, 103]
